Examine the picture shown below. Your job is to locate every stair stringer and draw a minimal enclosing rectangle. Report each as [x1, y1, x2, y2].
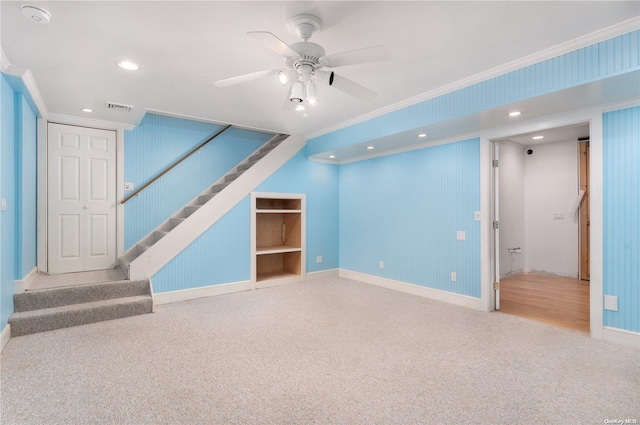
[128, 134, 306, 280]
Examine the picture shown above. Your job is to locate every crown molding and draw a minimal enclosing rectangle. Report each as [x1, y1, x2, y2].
[307, 17, 640, 141]
[47, 113, 136, 131]
[1, 48, 10, 72]
[1, 49, 48, 117]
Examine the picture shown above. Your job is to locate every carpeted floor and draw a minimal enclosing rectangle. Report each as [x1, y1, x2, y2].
[1, 277, 638, 425]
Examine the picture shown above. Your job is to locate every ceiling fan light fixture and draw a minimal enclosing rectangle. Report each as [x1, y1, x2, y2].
[278, 71, 288, 86]
[315, 70, 334, 86]
[290, 81, 304, 103]
[306, 82, 318, 105]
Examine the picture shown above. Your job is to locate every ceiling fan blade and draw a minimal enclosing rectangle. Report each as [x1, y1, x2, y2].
[214, 69, 278, 87]
[332, 74, 377, 102]
[248, 31, 299, 57]
[324, 45, 391, 68]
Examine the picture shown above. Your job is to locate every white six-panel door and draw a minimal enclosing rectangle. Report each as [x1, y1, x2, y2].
[47, 123, 117, 274]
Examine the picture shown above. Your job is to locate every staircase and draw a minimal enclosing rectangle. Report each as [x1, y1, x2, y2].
[120, 132, 291, 279]
[9, 279, 153, 337]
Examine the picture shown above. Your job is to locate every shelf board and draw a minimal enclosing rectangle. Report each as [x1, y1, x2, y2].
[256, 245, 302, 255]
[256, 209, 302, 214]
[257, 270, 301, 282]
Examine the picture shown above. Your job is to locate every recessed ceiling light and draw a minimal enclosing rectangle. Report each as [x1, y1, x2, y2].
[367, 146, 374, 150]
[117, 61, 139, 71]
[509, 111, 521, 117]
[329, 155, 336, 159]
[418, 133, 427, 138]
[22, 5, 51, 24]
[81, 108, 92, 113]
[532, 136, 544, 140]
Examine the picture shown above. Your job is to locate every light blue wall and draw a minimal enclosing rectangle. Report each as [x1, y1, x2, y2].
[124, 114, 271, 248]
[16, 96, 38, 279]
[1, 75, 16, 329]
[339, 139, 481, 297]
[603, 106, 639, 333]
[0, 74, 39, 331]
[308, 30, 640, 156]
[151, 147, 339, 293]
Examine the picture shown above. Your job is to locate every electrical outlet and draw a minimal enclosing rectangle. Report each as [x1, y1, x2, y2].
[456, 231, 466, 241]
[379, 261, 384, 269]
[451, 272, 457, 282]
[316, 256, 323, 264]
[1, 198, 6, 211]
[604, 295, 618, 311]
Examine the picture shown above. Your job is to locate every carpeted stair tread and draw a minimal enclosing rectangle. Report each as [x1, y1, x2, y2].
[14, 279, 151, 312]
[9, 295, 153, 337]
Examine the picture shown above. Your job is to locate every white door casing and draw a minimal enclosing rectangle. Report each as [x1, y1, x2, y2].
[493, 142, 500, 310]
[47, 123, 116, 273]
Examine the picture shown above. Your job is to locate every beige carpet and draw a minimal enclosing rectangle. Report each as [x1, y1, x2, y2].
[1, 277, 638, 424]
[27, 269, 127, 291]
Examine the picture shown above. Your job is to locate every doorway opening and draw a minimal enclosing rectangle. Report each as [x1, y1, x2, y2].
[492, 123, 590, 332]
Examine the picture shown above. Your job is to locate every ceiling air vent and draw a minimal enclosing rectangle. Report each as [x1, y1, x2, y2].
[106, 101, 133, 112]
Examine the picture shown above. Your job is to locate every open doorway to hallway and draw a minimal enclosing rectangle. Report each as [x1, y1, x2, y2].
[492, 123, 590, 332]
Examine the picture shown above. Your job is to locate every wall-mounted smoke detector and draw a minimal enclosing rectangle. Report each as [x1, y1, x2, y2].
[22, 5, 51, 24]
[106, 101, 133, 112]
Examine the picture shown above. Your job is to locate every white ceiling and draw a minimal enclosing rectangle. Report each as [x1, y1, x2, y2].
[2, 1, 639, 141]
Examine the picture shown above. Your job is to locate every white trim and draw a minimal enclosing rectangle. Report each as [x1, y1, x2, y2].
[128, 135, 306, 280]
[153, 280, 253, 306]
[142, 108, 285, 135]
[46, 113, 134, 131]
[479, 138, 492, 312]
[589, 112, 604, 340]
[306, 269, 340, 281]
[37, 118, 47, 272]
[1, 59, 48, 118]
[602, 327, 640, 349]
[13, 267, 37, 294]
[339, 269, 484, 311]
[307, 18, 640, 140]
[256, 275, 303, 289]
[116, 128, 125, 258]
[0, 48, 9, 72]
[1, 324, 10, 353]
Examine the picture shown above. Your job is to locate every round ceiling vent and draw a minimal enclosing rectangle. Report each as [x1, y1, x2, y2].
[22, 5, 51, 24]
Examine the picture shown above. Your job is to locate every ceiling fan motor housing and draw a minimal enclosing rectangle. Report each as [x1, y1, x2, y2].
[288, 14, 322, 41]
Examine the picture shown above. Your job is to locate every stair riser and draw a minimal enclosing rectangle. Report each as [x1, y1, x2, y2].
[10, 298, 153, 337]
[14, 280, 151, 312]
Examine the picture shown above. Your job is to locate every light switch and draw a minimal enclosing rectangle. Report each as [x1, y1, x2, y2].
[456, 231, 466, 241]
[316, 256, 323, 264]
[379, 261, 384, 269]
[124, 182, 134, 191]
[474, 211, 481, 221]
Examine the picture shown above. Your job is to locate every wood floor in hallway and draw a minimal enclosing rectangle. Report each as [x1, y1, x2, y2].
[499, 272, 590, 333]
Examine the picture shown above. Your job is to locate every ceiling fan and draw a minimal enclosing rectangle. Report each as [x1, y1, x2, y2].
[214, 14, 391, 109]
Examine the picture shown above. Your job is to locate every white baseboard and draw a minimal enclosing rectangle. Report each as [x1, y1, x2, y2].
[602, 326, 640, 349]
[1, 324, 10, 353]
[153, 280, 253, 306]
[306, 269, 339, 281]
[339, 269, 484, 311]
[13, 267, 38, 293]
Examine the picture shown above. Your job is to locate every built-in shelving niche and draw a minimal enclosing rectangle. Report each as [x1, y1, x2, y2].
[251, 193, 306, 288]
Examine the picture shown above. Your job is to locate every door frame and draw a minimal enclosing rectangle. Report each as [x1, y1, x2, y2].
[481, 107, 605, 340]
[37, 116, 128, 274]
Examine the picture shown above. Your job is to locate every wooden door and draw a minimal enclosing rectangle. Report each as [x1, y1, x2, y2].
[579, 141, 590, 280]
[47, 123, 117, 273]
